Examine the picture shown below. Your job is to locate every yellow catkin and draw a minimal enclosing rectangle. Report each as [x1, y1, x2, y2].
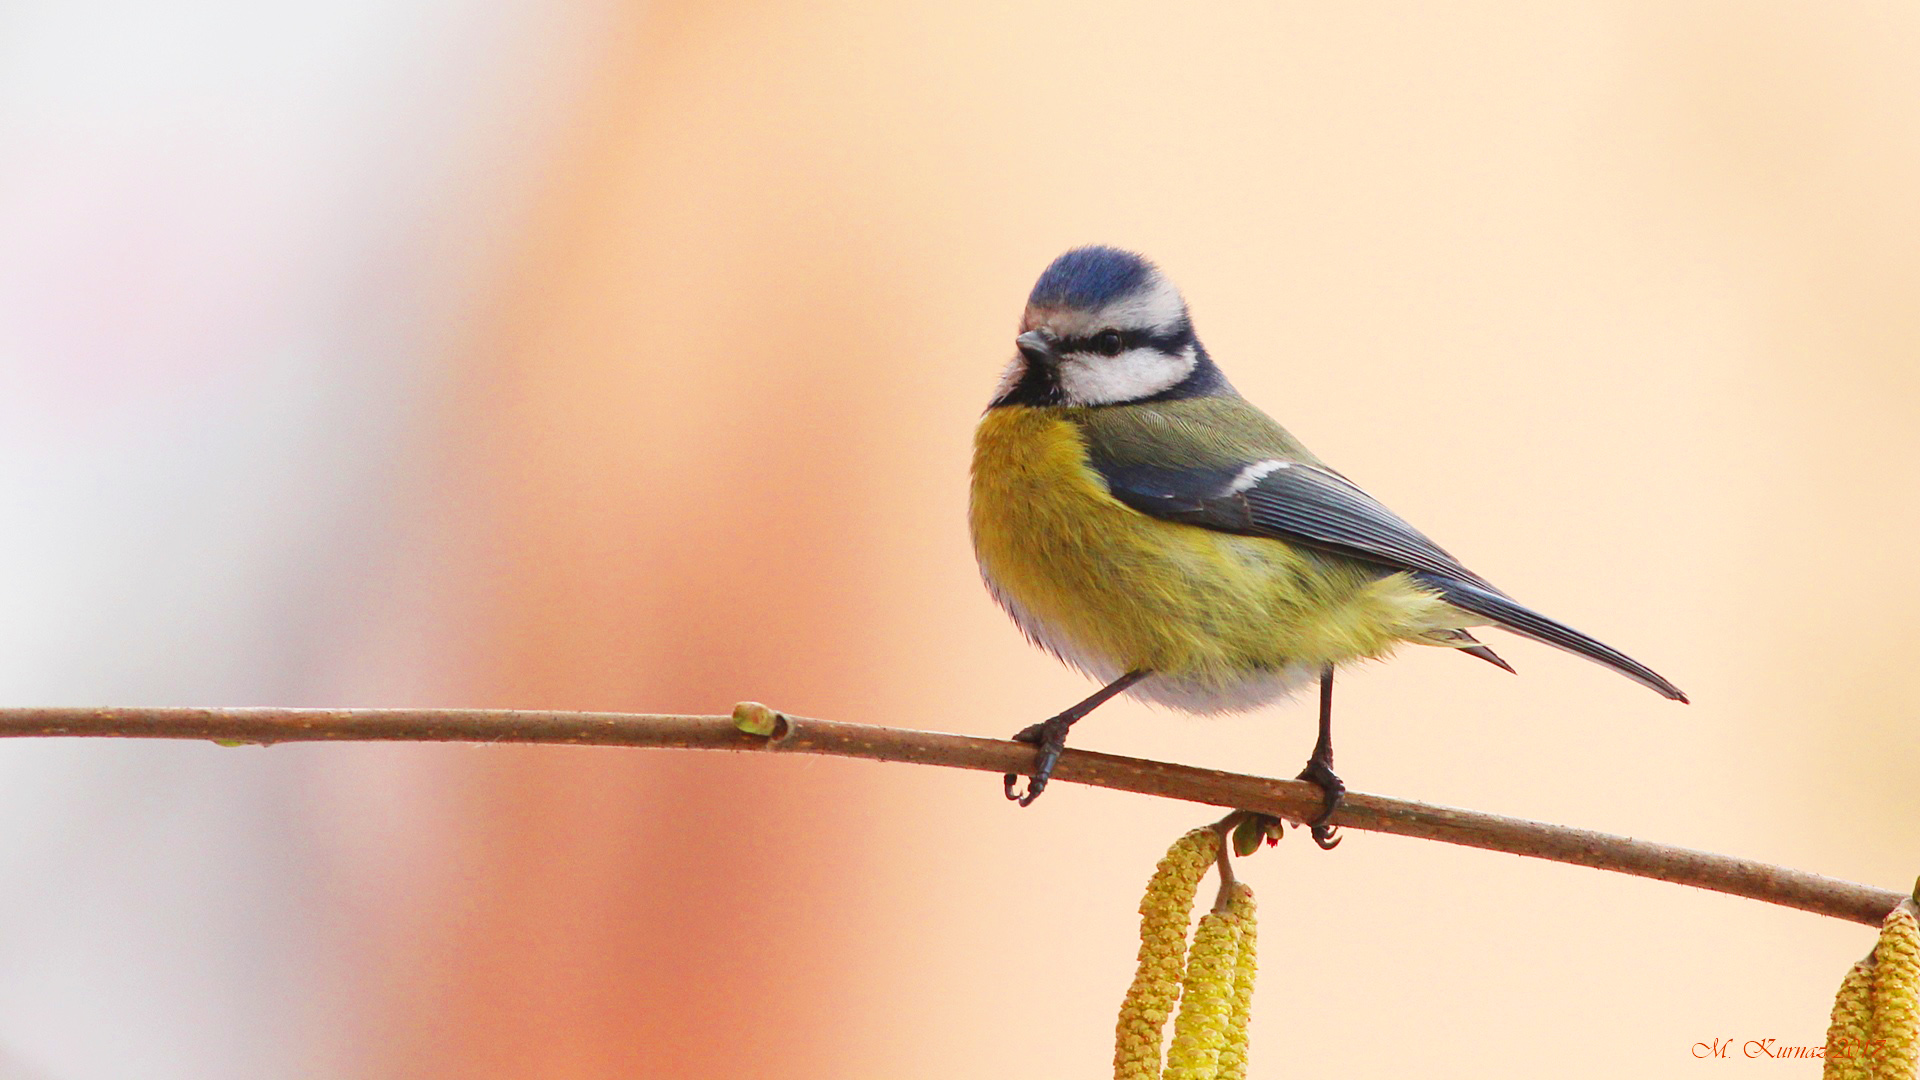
[1867, 900, 1918, 1079]
[1824, 959, 1877, 1080]
[1165, 906, 1242, 1080]
[1215, 884, 1258, 1080]
[1114, 828, 1221, 1080]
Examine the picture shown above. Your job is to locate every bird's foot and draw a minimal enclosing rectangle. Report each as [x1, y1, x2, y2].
[1003, 713, 1074, 807]
[1295, 757, 1345, 850]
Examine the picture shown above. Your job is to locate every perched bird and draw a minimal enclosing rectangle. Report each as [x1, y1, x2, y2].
[969, 246, 1686, 846]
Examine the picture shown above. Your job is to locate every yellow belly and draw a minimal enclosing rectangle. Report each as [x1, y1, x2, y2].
[969, 407, 1459, 711]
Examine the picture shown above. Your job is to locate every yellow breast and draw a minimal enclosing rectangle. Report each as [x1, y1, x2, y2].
[968, 406, 1455, 710]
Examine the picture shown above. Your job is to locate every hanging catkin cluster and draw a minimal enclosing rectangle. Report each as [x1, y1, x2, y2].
[1114, 828, 1219, 1080]
[1220, 885, 1258, 1079]
[1113, 827, 1259, 1080]
[1166, 883, 1257, 1080]
[1824, 897, 1918, 1080]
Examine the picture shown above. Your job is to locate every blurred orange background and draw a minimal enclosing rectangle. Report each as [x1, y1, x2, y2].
[1, 2, 1916, 1077]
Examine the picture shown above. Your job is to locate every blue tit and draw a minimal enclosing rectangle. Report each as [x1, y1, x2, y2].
[969, 245, 1686, 846]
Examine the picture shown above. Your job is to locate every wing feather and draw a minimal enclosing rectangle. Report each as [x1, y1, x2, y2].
[1097, 459, 1498, 591]
[1091, 454, 1687, 701]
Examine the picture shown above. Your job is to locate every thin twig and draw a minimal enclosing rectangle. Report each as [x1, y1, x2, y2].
[1209, 810, 1245, 914]
[0, 704, 1908, 927]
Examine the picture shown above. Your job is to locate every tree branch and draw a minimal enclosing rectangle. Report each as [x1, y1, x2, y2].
[1, 704, 1908, 927]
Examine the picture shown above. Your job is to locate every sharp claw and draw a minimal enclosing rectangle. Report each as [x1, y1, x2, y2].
[1296, 757, 1346, 850]
[1304, 789, 1343, 830]
[1005, 769, 1049, 805]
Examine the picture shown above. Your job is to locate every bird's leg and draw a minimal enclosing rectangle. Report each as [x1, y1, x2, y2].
[1295, 664, 1344, 849]
[1004, 670, 1149, 807]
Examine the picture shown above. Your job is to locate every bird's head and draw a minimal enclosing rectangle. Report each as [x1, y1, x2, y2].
[992, 246, 1228, 408]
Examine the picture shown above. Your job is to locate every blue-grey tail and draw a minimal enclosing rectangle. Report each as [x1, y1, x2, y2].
[1415, 573, 1688, 703]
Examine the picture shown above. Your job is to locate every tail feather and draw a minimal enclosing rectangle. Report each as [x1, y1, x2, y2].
[1422, 626, 1517, 674]
[1459, 641, 1517, 674]
[1416, 573, 1688, 703]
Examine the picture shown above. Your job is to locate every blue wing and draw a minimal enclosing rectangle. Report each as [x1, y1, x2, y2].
[1094, 457, 1688, 702]
[1095, 459, 1498, 587]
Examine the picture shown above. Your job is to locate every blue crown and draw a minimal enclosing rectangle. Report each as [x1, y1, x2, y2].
[1027, 246, 1155, 311]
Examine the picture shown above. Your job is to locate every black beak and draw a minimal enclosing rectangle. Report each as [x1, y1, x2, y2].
[1016, 330, 1059, 366]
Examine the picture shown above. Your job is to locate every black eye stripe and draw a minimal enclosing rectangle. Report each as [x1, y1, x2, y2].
[1058, 328, 1183, 354]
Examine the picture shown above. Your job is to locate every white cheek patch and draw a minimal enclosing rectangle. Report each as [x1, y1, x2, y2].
[1225, 459, 1291, 494]
[1057, 345, 1198, 405]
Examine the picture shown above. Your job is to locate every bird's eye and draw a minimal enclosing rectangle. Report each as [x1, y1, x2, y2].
[1092, 330, 1125, 357]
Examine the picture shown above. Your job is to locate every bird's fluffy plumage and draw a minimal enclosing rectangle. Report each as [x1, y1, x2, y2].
[972, 404, 1468, 710]
[970, 246, 1687, 711]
